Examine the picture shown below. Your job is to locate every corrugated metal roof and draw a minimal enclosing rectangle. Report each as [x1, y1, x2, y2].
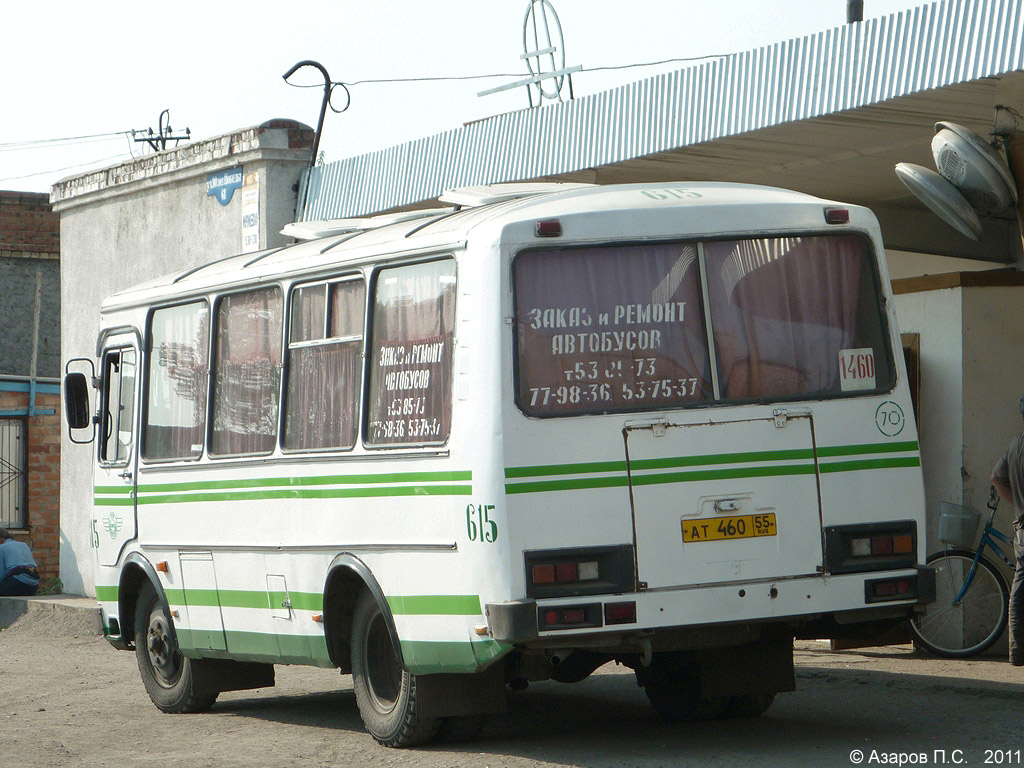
[302, 0, 1024, 220]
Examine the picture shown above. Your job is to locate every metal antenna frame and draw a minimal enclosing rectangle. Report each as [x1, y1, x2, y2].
[478, 0, 581, 107]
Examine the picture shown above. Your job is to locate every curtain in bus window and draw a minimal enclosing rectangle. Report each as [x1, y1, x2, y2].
[284, 280, 364, 451]
[289, 283, 327, 343]
[211, 287, 283, 455]
[515, 243, 711, 416]
[704, 234, 891, 400]
[367, 260, 455, 445]
[144, 302, 209, 460]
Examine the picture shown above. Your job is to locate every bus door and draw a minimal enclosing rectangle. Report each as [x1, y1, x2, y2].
[94, 335, 139, 567]
[624, 412, 823, 590]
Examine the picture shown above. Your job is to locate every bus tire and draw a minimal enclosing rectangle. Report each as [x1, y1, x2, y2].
[641, 662, 726, 722]
[351, 591, 439, 747]
[134, 582, 217, 713]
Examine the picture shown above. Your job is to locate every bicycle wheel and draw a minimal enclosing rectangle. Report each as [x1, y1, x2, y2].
[910, 549, 1009, 657]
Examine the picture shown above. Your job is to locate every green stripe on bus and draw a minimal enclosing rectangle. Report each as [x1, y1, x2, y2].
[136, 484, 471, 505]
[816, 441, 919, 457]
[631, 449, 814, 472]
[506, 462, 816, 494]
[139, 470, 472, 493]
[176, 628, 334, 668]
[505, 442, 918, 478]
[165, 588, 324, 612]
[94, 497, 135, 506]
[818, 456, 921, 473]
[505, 448, 814, 479]
[96, 585, 119, 602]
[399, 638, 512, 674]
[94, 485, 133, 494]
[167, 589, 484, 617]
[387, 595, 482, 616]
[631, 463, 816, 486]
[506, 475, 630, 494]
[505, 459, 627, 479]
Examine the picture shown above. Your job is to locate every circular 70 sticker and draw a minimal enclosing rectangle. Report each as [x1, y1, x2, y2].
[875, 401, 905, 437]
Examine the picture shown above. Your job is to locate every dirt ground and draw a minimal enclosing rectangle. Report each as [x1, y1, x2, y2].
[3, 602, 1024, 768]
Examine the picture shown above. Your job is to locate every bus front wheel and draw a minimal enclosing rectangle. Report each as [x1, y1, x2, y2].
[134, 582, 217, 713]
[350, 591, 439, 747]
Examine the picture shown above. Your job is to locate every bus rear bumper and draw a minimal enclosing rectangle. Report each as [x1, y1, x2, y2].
[486, 566, 935, 644]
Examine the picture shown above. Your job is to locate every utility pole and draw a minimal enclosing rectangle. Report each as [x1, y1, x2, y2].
[132, 109, 191, 152]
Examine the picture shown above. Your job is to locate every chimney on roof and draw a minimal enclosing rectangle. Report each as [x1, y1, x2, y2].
[847, 0, 864, 23]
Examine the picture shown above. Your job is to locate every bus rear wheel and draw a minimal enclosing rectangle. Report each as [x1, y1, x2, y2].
[640, 658, 726, 722]
[134, 582, 217, 713]
[350, 591, 439, 747]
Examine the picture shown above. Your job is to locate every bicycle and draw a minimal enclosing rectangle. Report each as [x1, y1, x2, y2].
[910, 487, 1016, 657]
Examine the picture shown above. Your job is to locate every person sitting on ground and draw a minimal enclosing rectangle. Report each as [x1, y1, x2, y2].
[0, 527, 40, 596]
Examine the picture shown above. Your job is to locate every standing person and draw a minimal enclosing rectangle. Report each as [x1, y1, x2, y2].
[991, 396, 1024, 667]
[0, 527, 40, 597]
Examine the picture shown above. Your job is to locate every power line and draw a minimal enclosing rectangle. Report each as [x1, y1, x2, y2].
[289, 53, 730, 87]
[0, 151, 134, 184]
[0, 131, 129, 152]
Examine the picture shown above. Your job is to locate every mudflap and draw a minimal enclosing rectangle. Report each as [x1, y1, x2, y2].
[636, 635, 795, 697]
[190, 659, 276, 696]
[416, 661, 509, 718]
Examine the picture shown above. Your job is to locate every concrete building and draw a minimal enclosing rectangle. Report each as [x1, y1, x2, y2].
[0, 190, 61, 585]
[53, 119, 313, 595]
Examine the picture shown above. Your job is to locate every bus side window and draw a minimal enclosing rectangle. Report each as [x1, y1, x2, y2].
[366, 259, 456, 446]
[144, 302, 209, 461]
[210, 287, 283, 457]
[100, 349, 136, 464]
[283, 278, 365, 451]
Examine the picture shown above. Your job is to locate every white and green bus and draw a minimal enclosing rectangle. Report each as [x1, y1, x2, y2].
[64, 181, 932, 746]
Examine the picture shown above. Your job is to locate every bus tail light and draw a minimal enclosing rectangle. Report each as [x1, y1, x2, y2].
[824, 207, 850, 224]
[604, 601, 637, 625]
[538, 603, 602, 631]
[849, 533, 913, 557]
[525, 545, 634, 599]
[865, 575, 918, 603]
[824, 522, 917, 574]
[535, 219, 563, 237]
[531, 560, 599, 585]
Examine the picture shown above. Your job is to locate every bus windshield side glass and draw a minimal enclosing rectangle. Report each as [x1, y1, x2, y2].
[514, 234, 892, 416]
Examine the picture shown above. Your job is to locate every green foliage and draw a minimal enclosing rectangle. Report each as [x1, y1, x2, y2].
[37, 577, 63, 596]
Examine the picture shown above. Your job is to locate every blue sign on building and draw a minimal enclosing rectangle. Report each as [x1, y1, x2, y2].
[206, 167, 244, 205]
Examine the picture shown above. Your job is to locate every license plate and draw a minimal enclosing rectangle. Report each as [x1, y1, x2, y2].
[682, 513, 777, 543]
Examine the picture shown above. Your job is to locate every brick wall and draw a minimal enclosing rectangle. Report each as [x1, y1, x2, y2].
[0, 191, 61, 588]
[0, 190, 59, 256]
[0, 390, 61, 583]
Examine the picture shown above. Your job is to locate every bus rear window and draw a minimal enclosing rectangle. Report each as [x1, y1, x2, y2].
[705, 235, 892, 401]
[515, 243, 712, 416]
[514, 235, 892, 417]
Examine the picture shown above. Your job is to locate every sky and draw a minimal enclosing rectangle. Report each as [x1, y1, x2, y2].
[1, 0, 933, 194]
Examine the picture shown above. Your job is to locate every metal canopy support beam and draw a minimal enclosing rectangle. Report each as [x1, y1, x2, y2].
[872, 205, 1019, 264]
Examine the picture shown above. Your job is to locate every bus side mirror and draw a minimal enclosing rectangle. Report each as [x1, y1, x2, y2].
[64, 372, 92, 430]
